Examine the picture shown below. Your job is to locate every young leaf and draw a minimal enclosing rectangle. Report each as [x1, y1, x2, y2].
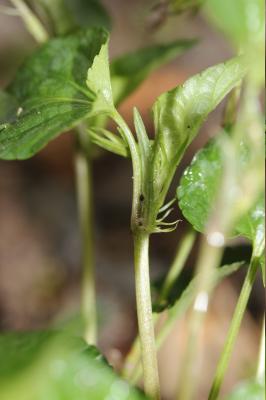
[177, 137, 265, 253]
[86, 38, 114, 114]
[0, 331, 146, 400]
[0, 28, 108, 160]
[110, 39, 196, 105]
[146, 57, 246, 229]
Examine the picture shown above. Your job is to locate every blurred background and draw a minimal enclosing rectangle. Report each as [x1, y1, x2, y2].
[0, 0, 264, 398]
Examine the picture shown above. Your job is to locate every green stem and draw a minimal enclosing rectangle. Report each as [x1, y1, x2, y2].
[123, 229, 195, 383]
[178, 238, 223, 400]
[208, 256, 259, 400]
[10, 0, 48, 44]
[159, 229, 196, 301]
[111, 110, 141, 231]
[134, 231, 160, 399]
[75, 132, 97, 345]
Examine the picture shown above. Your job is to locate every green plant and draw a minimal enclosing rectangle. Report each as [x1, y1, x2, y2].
[0, 1, 264, 400]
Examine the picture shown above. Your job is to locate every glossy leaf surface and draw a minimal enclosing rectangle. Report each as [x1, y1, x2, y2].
[177, 137, 265, 250]
[149, 57, 246, 223]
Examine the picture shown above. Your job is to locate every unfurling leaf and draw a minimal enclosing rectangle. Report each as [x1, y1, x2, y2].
[0, 28, 108, 160]
[147, 57, 246, 227]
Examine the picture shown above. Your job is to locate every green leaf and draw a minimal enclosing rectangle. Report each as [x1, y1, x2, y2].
[169, 0, 205, 14]
[205, 0, 264, 86]
[150, 57, 246, 216]
[177, 137, 265, 249]
[153, 261, 244, 313]
[0, 331, 146, 400]
[32, 0, 111, 35]
[86, 38, 114, 114]
[0, 90, 18, 123]
[110, 39, 196, 105]
[224, 379, 265, 400]
[0, 28, 108, 160]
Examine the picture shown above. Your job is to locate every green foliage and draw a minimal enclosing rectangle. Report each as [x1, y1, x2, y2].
[0, 28, 108, 160]
[205, 0, 264, 86]
[225, 379, 265, 400]
[169, 0, 204, 14]
[146, 57, 246, 229]
[153, 261, 244, 313]
[177, 137, 265, 262]
[0, 91, 18, 122]
[34, 0, 111, 35]
[110, 39, 196, 105]
[0, 331, 146, 400]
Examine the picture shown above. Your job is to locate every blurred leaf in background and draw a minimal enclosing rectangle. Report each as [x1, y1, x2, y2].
[31, 0, 111, 35]
[0, 331, 146, 400]
[225, 379, 265, 400]
[204, 0, 264, 86]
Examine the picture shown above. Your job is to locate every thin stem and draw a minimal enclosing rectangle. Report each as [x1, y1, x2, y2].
[10, 0, 48, 44]
[75, 131, 97, 345]
[134, 231, 160, 399]
[256, 317, 265, 384]
[178, 237, 223, 400]
[159, 229, 196, 301]
[111, 110, 141, 231]
[208, 256, 259, 400]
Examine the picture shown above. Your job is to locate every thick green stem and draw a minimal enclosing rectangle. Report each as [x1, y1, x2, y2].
[208, 256, 259, 400]
[10, 0, 48, 44]
[134, 231, 160, 399]
[123, 229, 195, 383]
[75, 133, 97, 345]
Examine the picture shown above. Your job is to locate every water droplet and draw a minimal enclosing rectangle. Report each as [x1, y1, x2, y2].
[194, 291, 209, 312]
[207, 231, 225, 247]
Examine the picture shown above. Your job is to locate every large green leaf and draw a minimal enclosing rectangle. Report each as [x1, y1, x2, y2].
[149, 57, 246, 221]
[110, 39, 196, 105]
[0, 331, 146, 400]
[0, 28, 108, 160]
[224, 379, 265, 400]
[177, 137, 265, 251]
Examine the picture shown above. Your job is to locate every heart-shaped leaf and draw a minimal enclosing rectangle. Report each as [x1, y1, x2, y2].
[0, 331, 146, 400]
[0, 28, 108, 160]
